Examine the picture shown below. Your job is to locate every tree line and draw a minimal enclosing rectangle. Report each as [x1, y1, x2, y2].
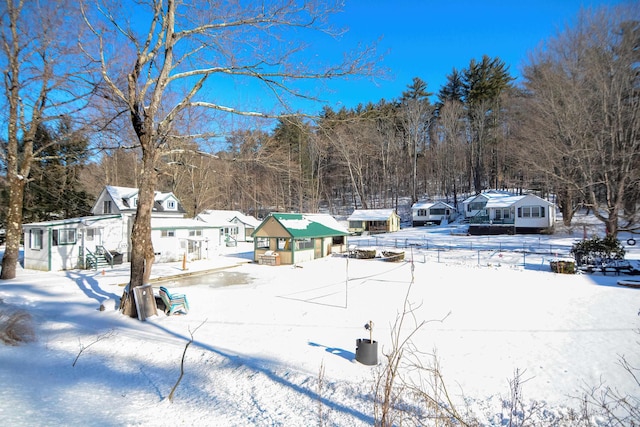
[0, 1, 638, 309]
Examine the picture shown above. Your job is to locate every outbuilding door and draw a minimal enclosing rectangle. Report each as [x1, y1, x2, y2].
[314, 239, 322, 259]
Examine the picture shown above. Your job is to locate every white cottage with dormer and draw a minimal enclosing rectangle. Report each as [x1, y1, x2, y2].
[22, 186, 220, 271]
[91, 185, 186, 218]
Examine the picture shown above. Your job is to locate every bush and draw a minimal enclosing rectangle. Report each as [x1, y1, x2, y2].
[0, 300, 36, 345]
[570, 235, 625, 266]
[550, 260, 575, 274]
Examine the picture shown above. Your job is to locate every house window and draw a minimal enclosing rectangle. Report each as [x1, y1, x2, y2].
[103, 200, 112, 213]
[30, 229, 43, 250]
[189, 230, 202, 237]
[430, 208, 446, 215]
[417, 209, 427, 217]
[52, 229, 76, 246]
[349, 221, 361, 229]
[518, 206, 545, 218]
[255, 237, 269, 249]
[223, 227, 238, 235]
[469, 202, 486, 211]
[167, 200, 176, 210]
[495, 209, 510, 220]
[161, 230, 175, 237]
[297, 238, 314, 250]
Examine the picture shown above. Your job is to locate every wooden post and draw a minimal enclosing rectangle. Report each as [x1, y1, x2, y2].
[182, 252, 187, 271]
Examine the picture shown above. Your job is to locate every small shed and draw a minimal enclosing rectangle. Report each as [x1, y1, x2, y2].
[411, 201, 457, 226]
[347, 209, 401, 235]
[252, 213, 349, 265]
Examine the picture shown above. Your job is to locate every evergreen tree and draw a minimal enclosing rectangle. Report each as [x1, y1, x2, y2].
[24, 117, 92, 222]
[439, 56, 513, 193]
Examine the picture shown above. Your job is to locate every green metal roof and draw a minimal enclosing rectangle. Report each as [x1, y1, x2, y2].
[259, 213, 349, 239]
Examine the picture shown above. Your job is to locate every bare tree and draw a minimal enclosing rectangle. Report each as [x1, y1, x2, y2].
[519, 4, 640, 235]
[0, 0, 93, 279]
[433, 99, 468, 206]
[399, 77, 433, 203]
[317, 110, 378, 209]
[80, 0, 376, 316]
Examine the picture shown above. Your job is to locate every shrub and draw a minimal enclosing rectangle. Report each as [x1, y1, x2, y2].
[570, 235, 625, 266]
[0, 300, 36, 346]
[550, 260, 576, 274]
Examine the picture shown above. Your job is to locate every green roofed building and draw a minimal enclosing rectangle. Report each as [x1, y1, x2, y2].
[252, 213, 349, 265]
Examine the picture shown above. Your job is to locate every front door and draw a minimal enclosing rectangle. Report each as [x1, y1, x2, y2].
[85, 228, 102, 251]
[187, 239, 201, 260]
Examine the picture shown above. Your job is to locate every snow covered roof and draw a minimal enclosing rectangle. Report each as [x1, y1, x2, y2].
[258, 213, 349, 238]
[103, 185, 184, 213]
[197, 210, 260, 227]
[105, 186, 139, 210]
[485, 195, 525, 208]
[347, 209, 397, 221]
[412, 201, 456, 210]
[232, 212, 261, 228]
[485, 193, 554, 209]
[151, 218, 219, 230]
[22, 215, 121, 228]
[463, 190, 514, 204]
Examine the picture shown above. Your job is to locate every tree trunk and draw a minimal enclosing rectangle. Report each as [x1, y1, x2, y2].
[0, 177, 25, 280]
[120, 148, 158, 318]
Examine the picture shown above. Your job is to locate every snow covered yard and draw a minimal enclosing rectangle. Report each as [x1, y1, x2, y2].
[1, 222, 639, 426]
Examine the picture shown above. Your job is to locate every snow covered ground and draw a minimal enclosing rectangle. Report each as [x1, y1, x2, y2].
[1, 213, 639, 426]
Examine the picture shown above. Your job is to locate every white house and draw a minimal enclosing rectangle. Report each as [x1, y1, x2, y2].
[411, 201, 457, 226]
[91, 185, 186, 218]
[196, 209, 261, 243]
[464, 191, 556, 235]
[462, 190, 513, 219]
[23, 215, 128, 271]
[22, 186, 221, 271]
[151, 218, 220, 263]
[347, 209, 401, 235]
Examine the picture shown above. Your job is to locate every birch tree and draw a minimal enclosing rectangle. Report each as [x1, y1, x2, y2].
[0, 0, 92, 280]
[80, 0, 376, 317]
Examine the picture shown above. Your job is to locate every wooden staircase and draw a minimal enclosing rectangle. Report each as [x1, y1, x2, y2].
[82, 246, 115, 271]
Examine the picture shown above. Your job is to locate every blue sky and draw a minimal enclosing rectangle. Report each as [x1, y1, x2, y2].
[297, 0, 627, 111]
